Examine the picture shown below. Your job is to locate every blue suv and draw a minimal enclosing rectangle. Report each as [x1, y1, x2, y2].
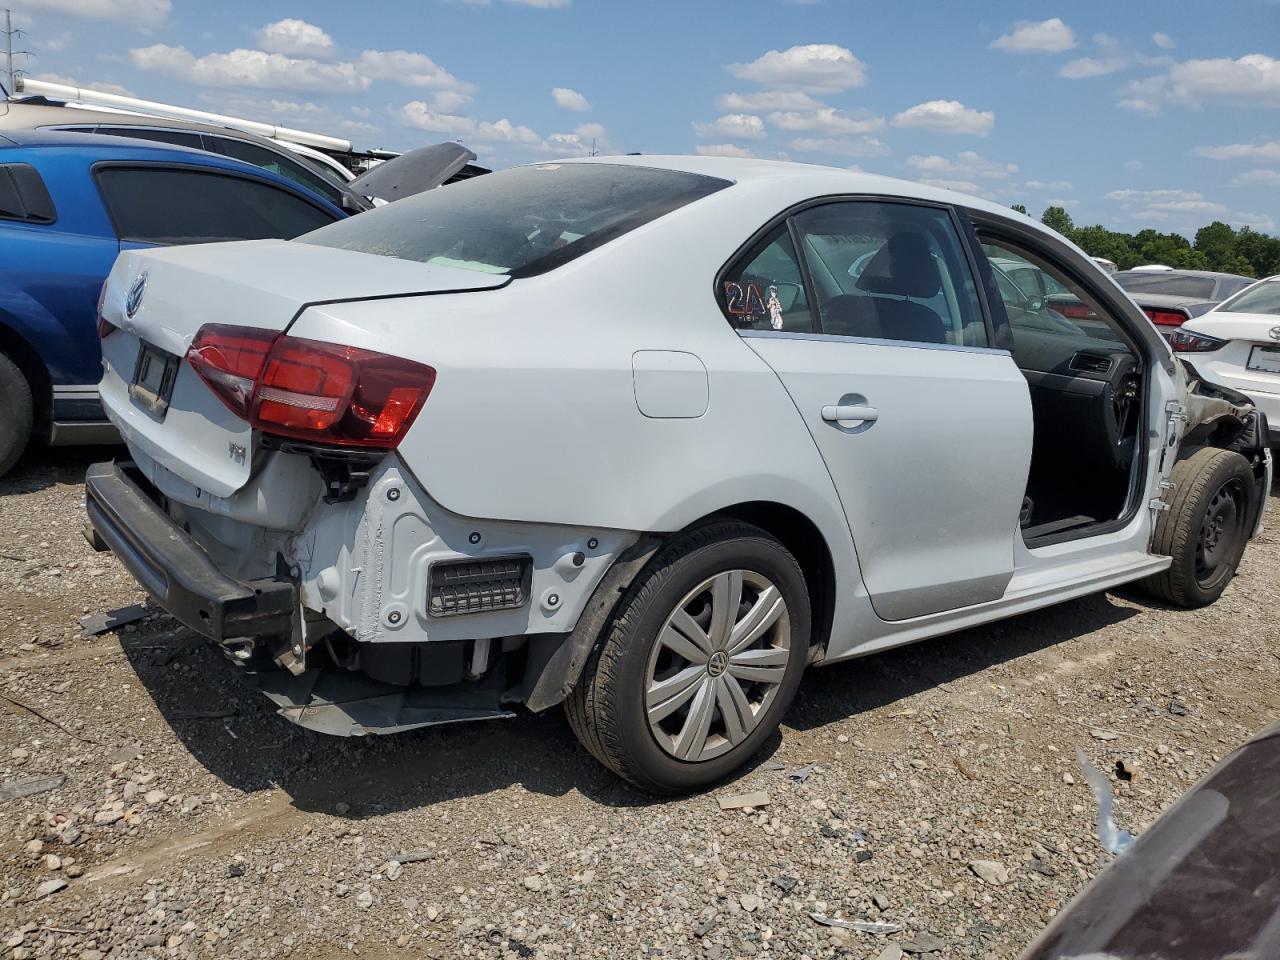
[0, 130, 346, 475]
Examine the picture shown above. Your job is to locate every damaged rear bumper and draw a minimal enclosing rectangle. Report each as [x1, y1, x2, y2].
[84, 460, 296, 642]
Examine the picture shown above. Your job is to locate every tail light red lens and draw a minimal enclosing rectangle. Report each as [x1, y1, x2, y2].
[1144, 308, 1187, 327]
[96, 282, 116, 340]
[186, 325, 435, 448]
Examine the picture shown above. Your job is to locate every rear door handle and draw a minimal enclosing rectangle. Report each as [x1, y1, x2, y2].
[821, 404, 879, 424]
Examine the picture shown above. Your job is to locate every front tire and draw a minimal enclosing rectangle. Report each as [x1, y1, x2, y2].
[1142, 447, 1254, 608]
[0, 352, 34, 478]
[566, 521, 810, 794]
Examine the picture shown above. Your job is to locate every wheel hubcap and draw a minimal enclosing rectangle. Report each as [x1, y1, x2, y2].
[644, 569, 790, 763]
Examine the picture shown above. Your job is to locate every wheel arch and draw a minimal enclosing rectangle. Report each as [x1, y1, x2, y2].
[699, 500, 837, 660]
[0, 316, 51, 437]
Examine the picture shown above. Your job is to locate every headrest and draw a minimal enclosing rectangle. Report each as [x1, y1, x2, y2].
[856, 232, 942, 299]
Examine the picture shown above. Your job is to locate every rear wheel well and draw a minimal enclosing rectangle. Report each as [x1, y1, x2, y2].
[0, 321, 50, 437]
[699, 501, 836, 658]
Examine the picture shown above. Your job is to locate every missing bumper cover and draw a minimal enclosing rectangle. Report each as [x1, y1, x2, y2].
[428, 555, 532, 618]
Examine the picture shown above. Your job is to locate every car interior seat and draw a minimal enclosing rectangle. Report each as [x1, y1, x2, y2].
[822, 232, 947, 343]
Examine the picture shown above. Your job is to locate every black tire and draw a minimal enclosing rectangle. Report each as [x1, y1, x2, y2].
[1141, 447, 1255, 608]
[566, 521, 810, 794]
[0, 352, 34, 478]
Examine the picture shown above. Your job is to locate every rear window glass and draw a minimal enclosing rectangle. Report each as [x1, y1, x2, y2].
[0, 162, 56, 223]
[96, 166, 337, 245]
[1218, 280, 1280, 316]
[298, 163, 730, 277]
[1114, 273, 1216, 299]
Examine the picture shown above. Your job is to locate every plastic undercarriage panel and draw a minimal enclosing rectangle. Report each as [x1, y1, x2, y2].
[251, 666, 514, 737]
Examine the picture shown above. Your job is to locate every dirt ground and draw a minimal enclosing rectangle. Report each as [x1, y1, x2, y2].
[2, 447, 1278, 960]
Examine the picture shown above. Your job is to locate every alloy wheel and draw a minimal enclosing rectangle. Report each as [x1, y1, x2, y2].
[644, 569, 790, 763]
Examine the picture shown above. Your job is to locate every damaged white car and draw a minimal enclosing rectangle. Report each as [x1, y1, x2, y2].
[87, 157, 1272, 793]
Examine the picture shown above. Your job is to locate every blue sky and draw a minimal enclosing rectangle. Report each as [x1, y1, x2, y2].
[9, 0, 1280, 235]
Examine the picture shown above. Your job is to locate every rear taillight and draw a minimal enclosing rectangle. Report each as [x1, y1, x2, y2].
[1168, 329, 1227, 353]
[96, 282, 115, 339]
[1144, 308, 1187, 327]
[187, 325, 435, 448]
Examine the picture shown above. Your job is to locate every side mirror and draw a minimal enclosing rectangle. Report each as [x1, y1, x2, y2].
[340, 193, 366, 213]
[773, 282, 803, 312]
[1028, 297, 1045, 312]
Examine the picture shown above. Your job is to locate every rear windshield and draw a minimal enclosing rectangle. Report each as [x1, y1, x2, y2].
[1114, 272, 1216, 299]
[1218, 280, 1280, 316]
[298, 163, 730, 277]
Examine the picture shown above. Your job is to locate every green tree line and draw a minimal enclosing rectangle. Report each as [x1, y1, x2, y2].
[1011, 204, 1280, 278]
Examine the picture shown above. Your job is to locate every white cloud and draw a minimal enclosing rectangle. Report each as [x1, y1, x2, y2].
[693, 113, 766, 140]
[1123, 160, 1143, 170]
[1105, 187, 1228, 216]
[575, 121, 605, 140]
[11, 0, 169, 24]
[130, 44, 368, 92]
[789, 136, 888, 157]
[429, 90, 474, 112]
[716, 89, 823, 112]
[1124, 54, 1280, 112]
[907, 151, 1018, 180]
[728, 43, 866, 92]
[766, 107, 883, 135]
[1192, 140, 1280, 162]
[129, 43, 474, 97]
[1232, 169, 1280, 186]
[991, 18, 1077, 54]
[891, 100, 994, 136]
[356, 50, 473, 91]
[551, 86, 590, 111]
[1024, 179, 1074, 190]
[1060, 56, 1127, 79]
[1152, 32, 1175, 51]
[258, 19, 334, 59]
[400, 101, 541, 144]
[695, 143, 757, 159]
[505, 0, 570, 6]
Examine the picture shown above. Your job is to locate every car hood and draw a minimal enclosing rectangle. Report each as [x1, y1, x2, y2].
[1185, 310, 1280, 342]
[347, 142, 478, 204]
[1018, 721, 1280, 960]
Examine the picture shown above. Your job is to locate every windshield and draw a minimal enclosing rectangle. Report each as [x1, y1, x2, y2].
[298, 162, 730, 277]
[1114, 272, 1217, 299]
[1218, 279, 1280, 316]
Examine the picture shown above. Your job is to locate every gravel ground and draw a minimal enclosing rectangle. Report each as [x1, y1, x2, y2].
[2, 447, 1278, 960]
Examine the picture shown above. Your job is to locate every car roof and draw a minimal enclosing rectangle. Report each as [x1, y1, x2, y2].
[1114, 268, 1251, 281]
[1, 98, 309, 152]
[0, 129, 344, 212]
[546, 153, 1055, 239]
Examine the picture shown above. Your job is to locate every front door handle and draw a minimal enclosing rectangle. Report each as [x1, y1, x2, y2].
[821, 404, 879, 424]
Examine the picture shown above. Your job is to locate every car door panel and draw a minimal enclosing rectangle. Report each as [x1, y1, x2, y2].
[747, 333, 1033, 620]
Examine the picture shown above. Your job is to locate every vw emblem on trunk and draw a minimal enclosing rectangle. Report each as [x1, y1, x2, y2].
[1269, 325, 1280, 342]
[125, 271, 148, 319]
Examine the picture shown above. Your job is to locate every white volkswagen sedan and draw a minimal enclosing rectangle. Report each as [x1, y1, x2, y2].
[1171, 275, 1280, 447]
[87, 158, 1272, 793]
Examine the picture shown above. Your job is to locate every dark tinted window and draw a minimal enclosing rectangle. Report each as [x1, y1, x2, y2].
[203, 136, 347, 205]
[1220, 279, 1280, 316]
[0, 163, 56, 223]
[96, 166, 337, 244]
[1114, 272, 1217, 299]
[792, 201, 988, 346]
[95, 126, 204, 150]
[719, 224, 812, 332]
[1216, 276, 1253, 299]
[300, 162, 730, 277]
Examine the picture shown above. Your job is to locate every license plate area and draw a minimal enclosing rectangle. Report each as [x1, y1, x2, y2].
[1247, 345, 1280, 375]
[129, 342, 180, 420]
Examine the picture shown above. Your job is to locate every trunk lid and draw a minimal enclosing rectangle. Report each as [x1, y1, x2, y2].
[99, 239, 508, 498]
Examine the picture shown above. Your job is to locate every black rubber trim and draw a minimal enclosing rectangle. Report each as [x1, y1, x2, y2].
[84, 460, 295, 641]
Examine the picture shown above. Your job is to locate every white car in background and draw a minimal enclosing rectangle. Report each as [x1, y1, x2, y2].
[1172, 275, 1280, 447]
[86, 157, 1272, 793]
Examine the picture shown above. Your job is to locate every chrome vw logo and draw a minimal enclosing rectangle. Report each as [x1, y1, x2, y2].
[707, 650, 729, 677]
[125, 271, 148, 319]
[1269, 325, 1280, 342]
